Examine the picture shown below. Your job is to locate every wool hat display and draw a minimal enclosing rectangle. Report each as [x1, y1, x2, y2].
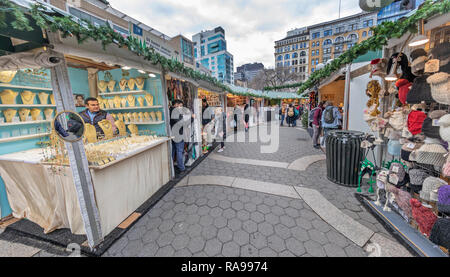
[410, 48, 428, 75]
[438, 114, 450, 142]
[437, 185, 450, 214]
[420, 177, 447, 202]
[369, 58, 387, 78]
[407, 110, 427, 135]
[413, 143, 447, 167]
[388, 162, 406, 185]
[427, 72, 450, 105]
[429, 110, 447, 120]
[425, 59, 441, 73]
[376, 170, 388, 189]
[429, 218, 450, 250]
[421, 117, 441, 140]
[395, 79, 411, 105]
[401, 140, 423, 161]
[392, 187, 412, 219]
[401, 126, 412, 139]
[406, 75, 434, 104]
[387, 139, 402, 156]
[411, 198, 438, 237]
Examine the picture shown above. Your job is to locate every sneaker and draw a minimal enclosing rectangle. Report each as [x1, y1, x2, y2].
[218, 148, 224, 153]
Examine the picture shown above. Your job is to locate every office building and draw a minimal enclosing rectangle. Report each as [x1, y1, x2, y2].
[235, 62, 264, 82]
[168, 35, 195, 69]
[274, 27, 309, 81]
[377, 0, 424, 23]
[192, 27, 234, 84]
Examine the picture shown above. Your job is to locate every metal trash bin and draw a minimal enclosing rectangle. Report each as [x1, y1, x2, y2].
[326, 130, 365, 187]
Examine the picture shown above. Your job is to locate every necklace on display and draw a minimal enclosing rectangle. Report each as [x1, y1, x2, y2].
[98, 119, 114, 139]
[119, 78, 127, 91]
[97, 80, 107, 93]
[113, 96, 121, 108]
[38, 92, 49, 105]
[137, 96, 145, 107]
[135, 77, 145, 90]
[30, 108, 41, 121]
[84, 123, 98, 143]
[18, 108, 30, 122]
[127, 95, 136, 107]
[115, 120, 127, 136]
[127, 78, 136, 91]
[144, 93, 153, 106]
[44, 108, 54, 120]
[107, 80, 116, 92]
[0, 89, 18, 104]
[3, 108, 17, 123]
[128, 124, 138, 136]
[21, 90, 35, 105]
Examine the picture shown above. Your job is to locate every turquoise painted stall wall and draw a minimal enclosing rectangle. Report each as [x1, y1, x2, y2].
[0, 67, 89, 219]
[97, 69, 166, 136]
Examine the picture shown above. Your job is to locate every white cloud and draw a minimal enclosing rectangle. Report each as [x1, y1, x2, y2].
[108, 0, 362, 69]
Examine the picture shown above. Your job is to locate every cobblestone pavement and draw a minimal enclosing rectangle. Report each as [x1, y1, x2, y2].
[104, 185, 366, 257]
[103, 123, 396, 257]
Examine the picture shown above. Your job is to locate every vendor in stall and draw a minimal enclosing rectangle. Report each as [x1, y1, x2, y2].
[79, 97, 117, 137]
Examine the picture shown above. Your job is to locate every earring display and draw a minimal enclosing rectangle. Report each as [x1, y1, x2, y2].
[3, 108, 17, 123]
[18, 108, 30, 122]
[0, 89, 18, 104]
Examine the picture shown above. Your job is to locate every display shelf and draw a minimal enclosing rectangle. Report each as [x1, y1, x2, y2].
[0, 120, 52, 127]
[0, 83, 52, 91]
[0, 132, 51, 143]
[104, 106, 162, 111]
[123, 121, 164, 125]
[98, 90, 147, 96]
[0, 104, 56, 108]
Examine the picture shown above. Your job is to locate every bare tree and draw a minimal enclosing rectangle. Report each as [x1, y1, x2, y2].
[248, 67, 301, 91]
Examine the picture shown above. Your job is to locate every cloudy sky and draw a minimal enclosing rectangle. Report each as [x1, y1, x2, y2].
[108, 0, 362, 69]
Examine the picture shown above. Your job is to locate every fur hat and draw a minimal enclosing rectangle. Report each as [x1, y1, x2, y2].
[407, 110, 427, 135]
[406, 75, 434, 104]
[413, 143, 447, 167]
[410, 48, 428, 75]
[411, 198, 438, 237]
[429, 110, 447, 120]
[427, 72, 450, 105]
[422, 117, 441, 140]
[420, 177, 448, 202]
[395, 79, 411, 105]
[438, 114, 450, 142]
[389, 110, 406, 130]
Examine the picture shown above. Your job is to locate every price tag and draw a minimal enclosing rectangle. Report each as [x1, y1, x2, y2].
[391, 164, 399, 173]
[407, 143, 415, 149]
[389, 174, 399, 185]
[432, 119, 440, 127]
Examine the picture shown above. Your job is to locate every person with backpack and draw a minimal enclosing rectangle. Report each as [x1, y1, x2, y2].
[321, 101, 342, 147]
[293, 105, 300, 127]
[310, 101, 324, 149]
[279, 104, 286, 126]
[287, 104, 295, 127]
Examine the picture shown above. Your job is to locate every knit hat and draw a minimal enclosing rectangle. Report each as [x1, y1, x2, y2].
[389, 110, 406, 130]
[425, 59, 440, 74]
[413, 143, 447, 167]
[438, 114, 450, 142]
[437, 185, 450, 214]
[410, 48, 428, 75]
[369, 58, 387, 78]
[406, 75, 434, 104]
[388, 139, 402, 157]
[411, 198, 438, 237]
[429, 219, 450, 249]
[401, 140, 423, 161]
[388, 162, 406, 186]
[393, 187, 413, 219]
[429, 110, 447, 120]
[409, 169, 430, 186]
[376, 170, 388, 190]
[407, 110, 427, 135]
[422, 117, 441, 140]
[395, 79, 411, 105]
[427, 72, 450, 105]
[420, 177, 447, 202]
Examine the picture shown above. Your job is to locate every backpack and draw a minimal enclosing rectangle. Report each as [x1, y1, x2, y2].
[294, 108, 299, 117]
[309, 108, 318, 122]
[288, 107, 294, 117]
[324, 107, 335, 124]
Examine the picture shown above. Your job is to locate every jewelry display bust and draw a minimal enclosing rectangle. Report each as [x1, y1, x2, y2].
[144, 93, 154, 106]
[38, 92, 49, 105]
[30, 108, 41, 121]
[127, 95, 136, 107]
[3, 108, 17, 123]
[21, 90, 35, 105]
[18, 108, 30, 122]
[98, 119, 114, 139]
[135, 77, 145, 90]
[0, 89, 18, 104]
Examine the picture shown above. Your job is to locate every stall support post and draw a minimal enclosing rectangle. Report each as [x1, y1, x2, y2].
[159, 71, 175, 179]
[343, 63, 352, 130]
[193, 86, 202, 158]
[48, 51, 103, 248]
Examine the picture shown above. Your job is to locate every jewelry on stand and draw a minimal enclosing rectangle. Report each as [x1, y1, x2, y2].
[84, 123, 97, 143]
[115, 120, 127, 136]
[107, 80, 116, 92]
[18, 108, 30, 122]
[20, 90, 35, 105]
[97, 80, 108, 93]
[135, 77, 145, 90]
[144, 93, 153, 106]
[127, 78, 136, 91]
[128, 124, 138, 136]
[127, 95, 136, 107]
[119, 78, 127, 91]
[50, 94, 55, 105]
[3, 108, 17, 123]
[98, 119, 114, 139]
[113, 96, 121, 108]
[44, 108, 54, 120]
[120, 97, 127, 108]
[30, 108, 41, 121]
[38, 92, 49, 104]
[137, 96, 145, 107]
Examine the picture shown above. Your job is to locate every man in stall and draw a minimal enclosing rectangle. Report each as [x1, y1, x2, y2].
[79, 97, 117, 138]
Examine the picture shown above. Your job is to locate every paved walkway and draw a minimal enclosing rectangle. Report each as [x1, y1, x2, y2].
[103, 122, 412, 257]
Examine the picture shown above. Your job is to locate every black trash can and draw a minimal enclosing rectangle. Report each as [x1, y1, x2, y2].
[325, 130, 365, 187]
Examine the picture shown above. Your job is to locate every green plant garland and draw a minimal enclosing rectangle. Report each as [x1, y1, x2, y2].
[263, 0, 450, 94]
[0, 0, 303, 100]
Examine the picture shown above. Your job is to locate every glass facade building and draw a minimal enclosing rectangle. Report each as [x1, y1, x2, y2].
[377, 0, 424, 23]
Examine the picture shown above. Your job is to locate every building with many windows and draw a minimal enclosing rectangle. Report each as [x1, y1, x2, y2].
[234, 63, 264, 83]
[274, 27, 309, 81]
[377, 0, 424, 23]
[307, 12, 377, 73]
[192, 27, 234, 84]
[168, 35, 195, 69]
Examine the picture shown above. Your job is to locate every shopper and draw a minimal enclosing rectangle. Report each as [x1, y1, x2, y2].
[293, 104, 300, 127]
[321, 101, 342, 147]
[311, 102, 324, 149]
[279, 104, 286, 126]
[79, 97, 117, 137]
[287, 104, 295, 127]
[244, 102, 250, 132]
[170, 99, 187, 172]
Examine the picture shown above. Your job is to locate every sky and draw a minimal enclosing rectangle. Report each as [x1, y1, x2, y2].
[108, 0, 363, 69]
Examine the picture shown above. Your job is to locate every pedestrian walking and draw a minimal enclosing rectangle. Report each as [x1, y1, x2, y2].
[279, 104, 286, 126]
[311, 101, 324, 149]
[287, 104, 295, 127]
[321, 101, 342, 147]
[214, 107, 227, 153]
[244, 102, 250, 132]
[170, 99, 187, 172]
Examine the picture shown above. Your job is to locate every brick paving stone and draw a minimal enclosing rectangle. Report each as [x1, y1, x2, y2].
[222, 241, 240, 257]
[188, 236, 206, 254]
[267, 235, 286, 252]
[217, 227, 234, 243]
[233, 230, 250, 246]
[250, 232, 267, 249]
[304, 241, 326, 257]
[323, 243, 347, 257]
[285, 238, 306, 256]
[204, 238, 222, 256]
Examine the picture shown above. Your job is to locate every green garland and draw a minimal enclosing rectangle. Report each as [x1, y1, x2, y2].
[263, 0, 450, 94]
[0, 0, 315, 100]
